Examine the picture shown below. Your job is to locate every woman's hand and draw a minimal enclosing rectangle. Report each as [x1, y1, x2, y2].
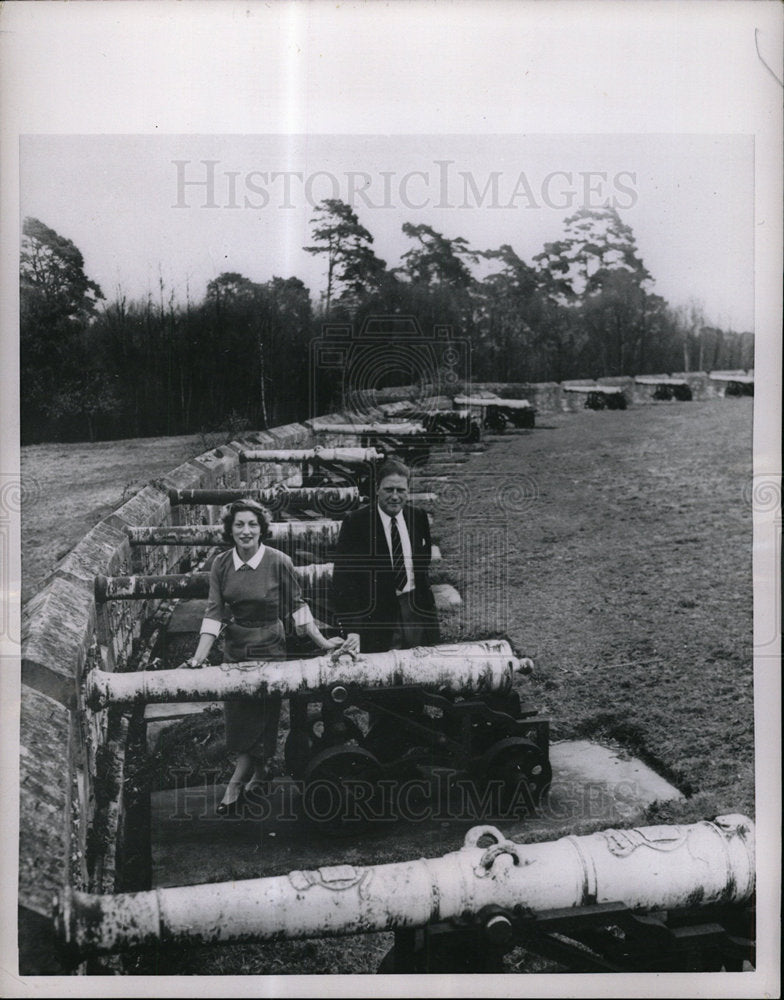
[178, 657, 204, 669]
[337, 633, 360, 656]
[327, 633, 361, 663]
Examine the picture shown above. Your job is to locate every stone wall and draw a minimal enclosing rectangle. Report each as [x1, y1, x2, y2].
[366, 373, 745, 414]
[18, 415, 354, 973]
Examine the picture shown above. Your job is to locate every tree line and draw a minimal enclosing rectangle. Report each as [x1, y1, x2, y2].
[20, 206, 753, 443]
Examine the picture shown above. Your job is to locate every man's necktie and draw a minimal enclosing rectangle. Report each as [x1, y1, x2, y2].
[390, 516, 408, 592]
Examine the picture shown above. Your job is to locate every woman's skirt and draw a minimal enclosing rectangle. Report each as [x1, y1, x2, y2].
[223, 620, 286, 757]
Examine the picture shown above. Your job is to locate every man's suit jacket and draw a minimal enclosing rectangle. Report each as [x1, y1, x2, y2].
[331, 502, 439, 653]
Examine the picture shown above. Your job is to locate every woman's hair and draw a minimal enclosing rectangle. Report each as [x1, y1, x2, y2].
[221, 499, 272, 544]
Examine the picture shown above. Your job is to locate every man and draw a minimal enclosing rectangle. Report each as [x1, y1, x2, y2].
[331, 457, 440, 653]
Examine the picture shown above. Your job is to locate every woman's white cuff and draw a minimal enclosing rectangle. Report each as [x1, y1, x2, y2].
[200, 618, 223, 638]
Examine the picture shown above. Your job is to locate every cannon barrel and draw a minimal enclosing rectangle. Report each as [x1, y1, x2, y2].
[635, 377, 690, 386]
[454, 395, 532, 410]
[562, 384, 625, 395]
[313, 422, 427, 436]
[239, 447, 383, 463]
[94, 565, 333, 603]
[54, 815, 754, 958]
[491, 399, 533, 411]
[126, 520, 342, 549]
[167, 486, 360, 508]
[85, 639, 524, 709]
[708, 372, 754, 384]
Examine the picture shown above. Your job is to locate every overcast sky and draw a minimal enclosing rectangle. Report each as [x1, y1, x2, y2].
[22, 131, 754, 330]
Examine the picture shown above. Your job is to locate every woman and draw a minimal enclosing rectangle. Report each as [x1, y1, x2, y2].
[182, 498, 344, 816]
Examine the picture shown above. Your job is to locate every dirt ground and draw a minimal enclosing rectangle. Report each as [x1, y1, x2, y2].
[21, 397, 755, 975]
[20, 431, 214, 604]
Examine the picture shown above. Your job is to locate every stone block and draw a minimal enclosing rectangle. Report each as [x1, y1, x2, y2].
[22, 577, 95, 705]
[18, 686, 73, 917]
[53, 519, 130, 589]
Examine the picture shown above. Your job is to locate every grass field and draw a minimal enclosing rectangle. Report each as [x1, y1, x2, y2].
[21, 431, 216, 604]
[20, 397, 756, 975]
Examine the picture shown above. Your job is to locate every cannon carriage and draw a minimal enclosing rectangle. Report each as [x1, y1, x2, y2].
[453, 393, 537, 433]
[282, 643, 551, 832]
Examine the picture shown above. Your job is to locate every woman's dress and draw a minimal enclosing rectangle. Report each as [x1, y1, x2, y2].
[201, 544, 312, 757]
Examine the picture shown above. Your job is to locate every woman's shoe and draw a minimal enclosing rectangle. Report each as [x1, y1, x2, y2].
[216, 784, 246, 818]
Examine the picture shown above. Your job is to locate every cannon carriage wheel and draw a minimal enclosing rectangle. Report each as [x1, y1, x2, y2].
[302, 744, 384, 836]
[478, 737, 552, 812]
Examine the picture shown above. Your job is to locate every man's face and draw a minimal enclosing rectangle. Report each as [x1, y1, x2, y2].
[377, 473, 409, 517]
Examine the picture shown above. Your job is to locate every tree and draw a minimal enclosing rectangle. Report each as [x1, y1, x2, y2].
[205, 271, 258, 309]
[20, 218, 105, 441]
[304, 199, 385, 312]
[471, 245, 542, 380]
[533, 207, 651, 301]
[534, 208, 659, 376]
[398, 223, 477, 288]
[21, 217, 104, 323]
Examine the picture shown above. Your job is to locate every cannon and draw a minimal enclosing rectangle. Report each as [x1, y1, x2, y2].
[635, 376, 693, 402]
[452, 394, 536, 432]
[85, 639, 526, 707]
[239, 447, 385, 503]
[85, 639, 550, 831]
[283, 641, 548, 831]
[311, 421, 435, 464]
[708, 372, 754, 397]
[313, 421, 427, 436]
[491, 398, 537, 428]
[167, 485, 361, 516]
[126, 519, 343, 556]
[562, 385, 628, 411]
[401, 407, 482, 443]
[94, 566, 333, 604]
[238, 447, 384, 463]
[167, 486, 436, 515]
[54, 815, 755, 972]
